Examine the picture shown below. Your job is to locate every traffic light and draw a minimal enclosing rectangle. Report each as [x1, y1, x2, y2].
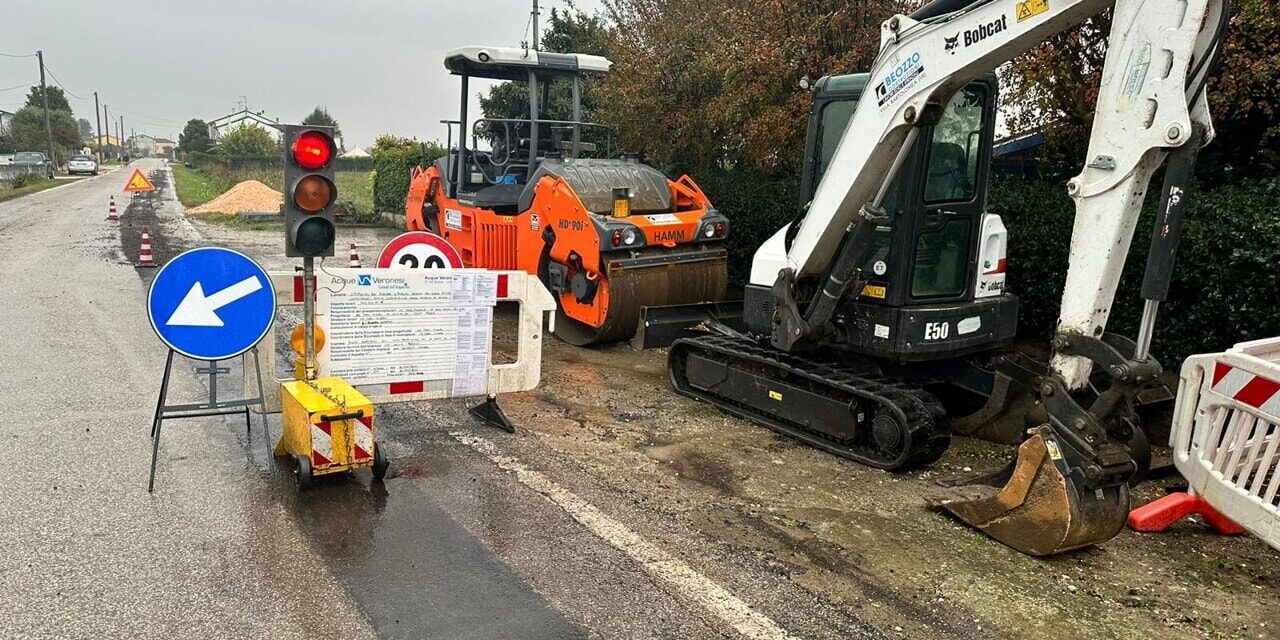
[284, 125, 337, 257]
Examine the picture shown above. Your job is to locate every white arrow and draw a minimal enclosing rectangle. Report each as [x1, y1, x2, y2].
[166, 276, 264, 327]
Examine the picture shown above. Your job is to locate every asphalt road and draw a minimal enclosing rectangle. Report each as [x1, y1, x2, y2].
[2, 159, 1276, 640]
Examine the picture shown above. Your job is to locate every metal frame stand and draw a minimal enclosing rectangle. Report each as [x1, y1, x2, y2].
[470, 395, 516, 433]
[148, 347, 269, 492]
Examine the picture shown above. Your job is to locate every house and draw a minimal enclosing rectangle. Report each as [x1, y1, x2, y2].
[340, 146, 370, 158]
[207, 109, 283, 142]
[0, 109, 12, 137]
[86, 135, 124, 149]
[154, 138, 177, 156]
[130, 134, 158, 156]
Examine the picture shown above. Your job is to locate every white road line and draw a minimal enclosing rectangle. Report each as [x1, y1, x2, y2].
[449, 431, 799, 640]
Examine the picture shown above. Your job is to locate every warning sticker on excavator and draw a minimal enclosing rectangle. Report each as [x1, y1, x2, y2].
[768, 390, 783, 401]
[1015, 0, 1048, 22]
[1045, 439, 1064, 460]
[862, 284, 887, 299]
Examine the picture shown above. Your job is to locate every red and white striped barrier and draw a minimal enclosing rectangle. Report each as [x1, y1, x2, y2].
[253, 269, 554, 412]
[1129, 337, 1280, 550]
[136, 227, 156, 268]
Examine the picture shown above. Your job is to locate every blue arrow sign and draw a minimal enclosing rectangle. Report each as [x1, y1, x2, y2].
[147, 247, 276, 361]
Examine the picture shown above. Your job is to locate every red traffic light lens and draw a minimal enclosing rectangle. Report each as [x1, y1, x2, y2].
[292, 175, 335, 212]
[292, 131, 333, 170]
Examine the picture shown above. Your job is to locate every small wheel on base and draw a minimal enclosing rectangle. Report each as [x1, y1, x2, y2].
[295, 455, 314, 490]
[372, 443, 389, 481]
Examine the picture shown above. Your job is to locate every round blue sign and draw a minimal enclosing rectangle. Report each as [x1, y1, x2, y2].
[147, 247, 276, 360]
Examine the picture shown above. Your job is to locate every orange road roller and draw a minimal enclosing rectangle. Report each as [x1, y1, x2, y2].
[405, 46, 729, 345]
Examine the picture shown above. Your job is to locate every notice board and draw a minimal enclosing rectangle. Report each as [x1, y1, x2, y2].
[316, 268, 498, 397]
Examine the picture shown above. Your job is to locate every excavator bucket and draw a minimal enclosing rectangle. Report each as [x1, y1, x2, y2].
[928, 428, 1129, 556]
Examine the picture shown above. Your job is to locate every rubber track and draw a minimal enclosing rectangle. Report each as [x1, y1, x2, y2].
[669, 333, 950, 471]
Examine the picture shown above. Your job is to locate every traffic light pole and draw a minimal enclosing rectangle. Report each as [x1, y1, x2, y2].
[303, 256, 317, 380]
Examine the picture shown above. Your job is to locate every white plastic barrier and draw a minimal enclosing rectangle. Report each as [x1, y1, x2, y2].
[252, 269, 555, 413]
[1172, 337, 1280, 550]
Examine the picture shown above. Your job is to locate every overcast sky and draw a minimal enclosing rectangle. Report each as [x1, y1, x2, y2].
[0, 0, 604, 147]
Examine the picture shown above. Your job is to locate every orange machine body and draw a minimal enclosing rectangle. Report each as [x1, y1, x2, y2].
[406, 158, 730, 344]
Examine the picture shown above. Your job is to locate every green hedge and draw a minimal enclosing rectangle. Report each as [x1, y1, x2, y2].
[372, 144, 447, 213]
[696, 170, 801, 287]
[992, 176, 1280, 364]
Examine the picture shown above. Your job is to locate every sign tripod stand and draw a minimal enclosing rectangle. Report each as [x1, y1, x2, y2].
[148, 348, 270, 492]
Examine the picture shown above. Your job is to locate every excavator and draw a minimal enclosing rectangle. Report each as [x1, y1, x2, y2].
[665, 0, 1228, 555]
[405, 47, 730, 345]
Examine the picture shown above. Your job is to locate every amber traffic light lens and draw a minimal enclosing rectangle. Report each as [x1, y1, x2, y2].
[292, 131, 333, 170]
[293, 175, 335, 212]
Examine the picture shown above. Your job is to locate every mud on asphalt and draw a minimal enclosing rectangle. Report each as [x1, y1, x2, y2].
[119, 168, 193, 269]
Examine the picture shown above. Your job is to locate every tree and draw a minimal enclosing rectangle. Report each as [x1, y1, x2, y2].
[215, 124, 280, 156]
[597, 0, 912, 175]
[301, 107, 341, 138]
[24, 86, 72, 114]
[1002, 0, 1280, 181]
[4, 106, 79, 154]
[480, 8, 613, 131]
[178, 119, 212, 153]
[77, 118, 93, 139]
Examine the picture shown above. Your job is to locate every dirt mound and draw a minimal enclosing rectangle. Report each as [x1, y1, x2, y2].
[189, 180, 282, 214]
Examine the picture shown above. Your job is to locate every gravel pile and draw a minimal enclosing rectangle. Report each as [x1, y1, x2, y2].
[189, 180, 282, 214]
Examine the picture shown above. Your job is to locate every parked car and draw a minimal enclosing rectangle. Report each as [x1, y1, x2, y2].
[12, 152, 55, 179]
[67, 154, 99, 176]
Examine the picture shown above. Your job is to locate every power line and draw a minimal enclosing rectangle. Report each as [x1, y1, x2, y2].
[42, 63, 91, 100]
[0, 82, 35, 92]
[0, 52, 38, 58]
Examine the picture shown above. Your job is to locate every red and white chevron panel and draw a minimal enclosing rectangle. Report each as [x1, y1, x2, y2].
[1210, 362, 1280, 419]
[311, 421, 334, 468]
[353, 416, 373, 461]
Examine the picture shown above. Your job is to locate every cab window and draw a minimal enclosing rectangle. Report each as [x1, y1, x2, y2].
[924, 87, 986, 203]
[813, 98, 858, 190]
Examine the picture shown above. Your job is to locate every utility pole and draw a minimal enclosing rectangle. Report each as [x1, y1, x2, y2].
[532, 0, 540, 50]
[93, 92, 103, 163]
[36, 50, 55, 165]
[103, 104, 110, 158]
[119, 115, 124, 157]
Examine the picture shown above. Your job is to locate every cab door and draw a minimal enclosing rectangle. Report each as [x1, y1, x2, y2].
[906, 82, 995, 304]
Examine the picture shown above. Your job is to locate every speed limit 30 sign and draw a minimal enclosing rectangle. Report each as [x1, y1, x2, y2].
[377, 232, 464, 270]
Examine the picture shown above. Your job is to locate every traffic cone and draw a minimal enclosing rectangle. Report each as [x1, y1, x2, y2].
[106, 196, 119, 221]
[136, 226, 157, 268]
[348, 244, 361, 268]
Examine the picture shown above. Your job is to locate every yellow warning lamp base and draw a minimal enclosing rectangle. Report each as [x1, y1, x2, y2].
[276, 376, 386, 489]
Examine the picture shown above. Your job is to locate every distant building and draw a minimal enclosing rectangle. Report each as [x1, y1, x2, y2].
[0, 109, 13, 137]
[992, 130, 1045, 180]
[130, 134, 158, 156]
[208, 109, 284, 142]
[340, 146, 370, 158]
[154, 137, 177, 156]
[87, 135, 124, 148]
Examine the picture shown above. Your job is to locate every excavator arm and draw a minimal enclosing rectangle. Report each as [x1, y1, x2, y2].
[759, 0, 1228, 554]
